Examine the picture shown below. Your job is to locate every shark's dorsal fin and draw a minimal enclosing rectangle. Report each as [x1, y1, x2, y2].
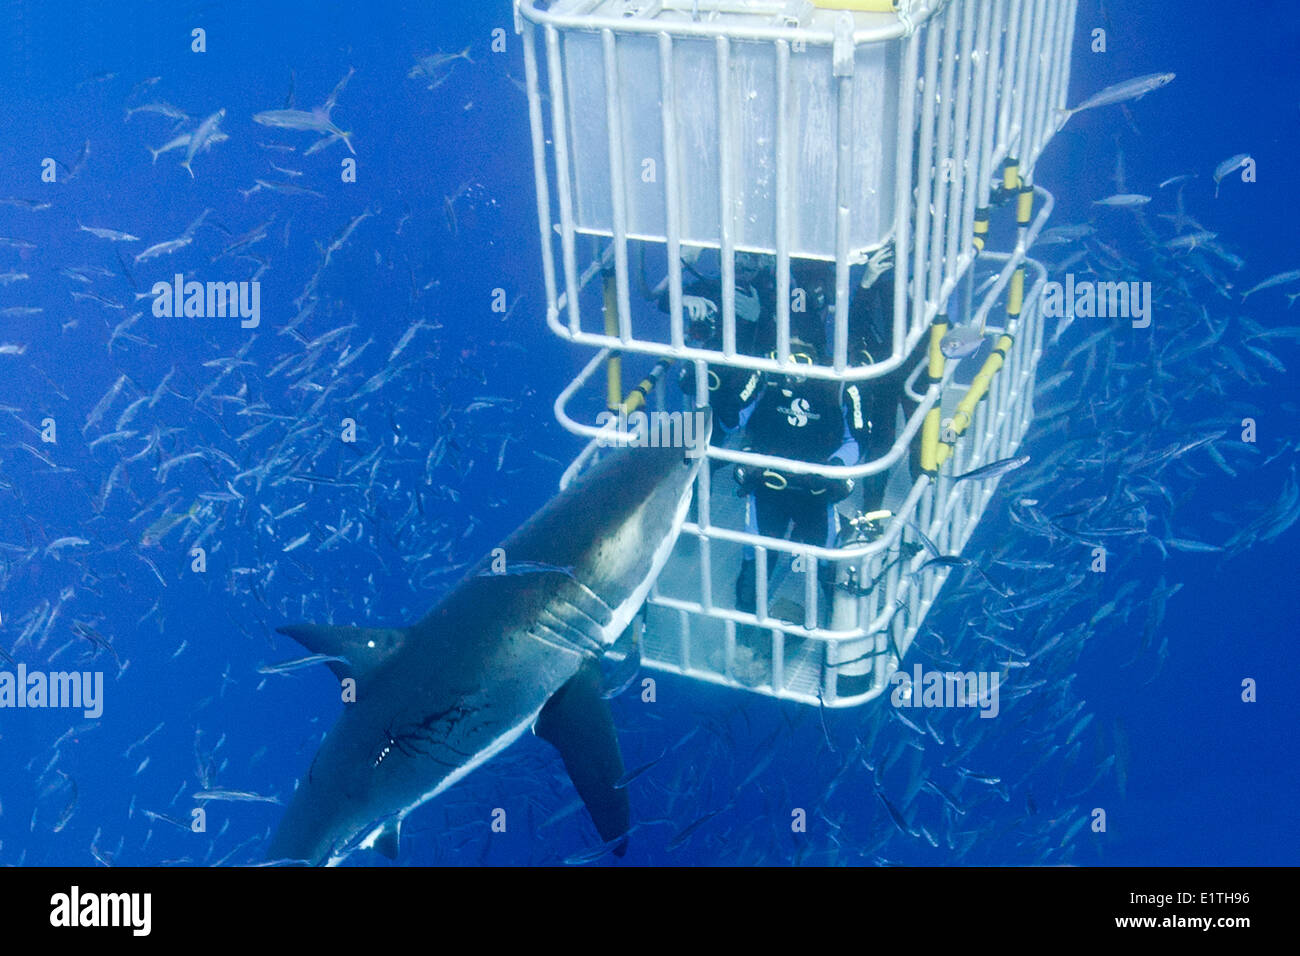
[534, 659, 630, 854]
[276, 623, 407, 683]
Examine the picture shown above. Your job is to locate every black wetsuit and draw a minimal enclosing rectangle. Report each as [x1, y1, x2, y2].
[847, 266, 925, 511]
[734, 369, 861, 615]
[660, 274, 774, 432]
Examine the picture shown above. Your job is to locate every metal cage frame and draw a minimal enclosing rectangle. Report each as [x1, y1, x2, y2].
[515, 0, 1079, 705]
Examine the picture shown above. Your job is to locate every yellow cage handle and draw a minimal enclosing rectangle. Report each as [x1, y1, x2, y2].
[812, 0, 901, 11]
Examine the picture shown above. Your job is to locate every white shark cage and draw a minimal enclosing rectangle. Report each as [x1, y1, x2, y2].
[515, 0, 1078, 706]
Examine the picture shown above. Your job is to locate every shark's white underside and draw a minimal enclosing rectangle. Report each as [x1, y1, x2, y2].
[338, 709, 541, 866]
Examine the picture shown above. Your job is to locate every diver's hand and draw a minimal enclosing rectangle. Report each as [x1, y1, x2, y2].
[735, 284, 761, 324]
[810, 457, 856, 500]
[860, 245, 895, 290]
[682, 295, 717, 324]
[734, 463, 756, 494]
[734, 461, 777, 495]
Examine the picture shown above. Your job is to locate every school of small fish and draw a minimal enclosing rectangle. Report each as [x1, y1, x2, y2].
[0, 49, 1295, 869]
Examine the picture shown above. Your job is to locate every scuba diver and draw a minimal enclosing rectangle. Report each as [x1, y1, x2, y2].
[731, 327, 862, 621]
[846, 240, 925, 537]
[659, 250, 776, 436]
[785, 258, 876, 490]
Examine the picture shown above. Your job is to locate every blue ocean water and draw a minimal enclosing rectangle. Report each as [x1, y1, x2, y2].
[0, 0, 1296, 867]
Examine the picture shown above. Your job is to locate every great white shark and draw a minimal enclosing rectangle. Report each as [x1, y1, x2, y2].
[267, 410, 710, 864]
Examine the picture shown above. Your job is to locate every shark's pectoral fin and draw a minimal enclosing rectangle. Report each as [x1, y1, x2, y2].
[535, 659, 630, 854]
[276, 623, 408, 684]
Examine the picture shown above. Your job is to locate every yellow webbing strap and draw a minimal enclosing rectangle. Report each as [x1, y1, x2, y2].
[812, 0, 900, 11]
[928, 316, 948, 381]
[1003, 157, 1020, 193]
[973, 207, 990, 251]
[923, 407, 943, 473]
[949, 333, 1014, 438]
[1007, 267, 1025, 319]
[920, 317, 948, 475]
[620, 360, 674, 415]
[1017, 184, 1035, 226]
[603, 274, 622, 412]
